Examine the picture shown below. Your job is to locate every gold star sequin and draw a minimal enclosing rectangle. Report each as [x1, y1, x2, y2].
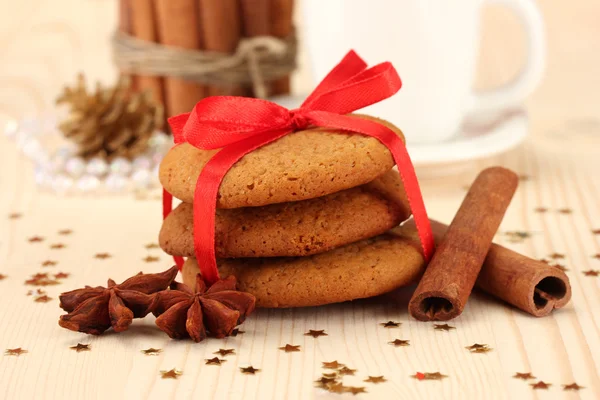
[141, 348, 162, 355]
[534, 207, 548, 213]
[434, 324, 455, 331]
[28, 236, 44, 243]
[50, 243, 66, 250]
[205, 357, 226, 365]
[143, 256, 159, 263]
[326, 382, 345, 393]
[34, 295, 52, 303]
[322, 373, 338, 379]
[70, 343, 90, 352]
[322, 361, 344, 369]
[345, 386, 367, 395]
[514, 372, 535, 380]
[160, 369, 182, 379]
[389, 339, 410, 347]
[412, 372, 447, 381]
[503, 231, 532, 243]
[592, 229, 600, 235]
[380, 321, 401, 328]
[558, 208, 572, 214]
[41, 260, 57, 267]
[563, 383, 584, 391]
[549, 253, 565, 260]
[231, 329, 245, 336]
[583, 270, 599, 277]
[0, 274, 6, 280]
[94, 253, 111, 259]
[9, 213, 22, 219]
[145, 243, 159, 249]
[365, 376, 386, 383]
[338, 366, 356, 376]
[214, 348, 235, 357]
[5, 348, 28, 356]
[530, 381, 551, 389]
[58, 229, 73, 235]
[592, 254, 600, 260]
[240, 366, 259, 375]
[315, 376, 338, 388]
[25, 273, 60, 287]
[466, 344, 492, 353]
[54, 272, 70, 279]
[279, 344, 300, 352]
[518, 174, 531, 182]
[305, 329, 327, 338]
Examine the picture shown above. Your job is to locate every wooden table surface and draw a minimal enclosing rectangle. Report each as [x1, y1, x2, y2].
[1, 1, 599, 399]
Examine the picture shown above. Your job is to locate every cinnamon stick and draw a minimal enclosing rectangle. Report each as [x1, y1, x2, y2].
[154, 0, 206, 117]
[400, 220, 572, 317]
[408, 167, 519, 321]
[198, 0, 245, 96]
[118, 0, 135, 88]
[240, 0, 271, 97]
[269, 0, 294, 96]
[130, 0, 165, 105]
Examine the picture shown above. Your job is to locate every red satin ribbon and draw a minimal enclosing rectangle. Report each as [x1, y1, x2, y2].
[163, 50, 434, 285]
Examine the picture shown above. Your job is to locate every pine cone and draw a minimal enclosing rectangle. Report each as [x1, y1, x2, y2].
[56, 74, 164, 160]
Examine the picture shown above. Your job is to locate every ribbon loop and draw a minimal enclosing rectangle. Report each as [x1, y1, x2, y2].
[163, 50, 434, 285]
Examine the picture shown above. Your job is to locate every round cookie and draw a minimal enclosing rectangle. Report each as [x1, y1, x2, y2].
[160, 170, 410, 258]
[159, 114, 405, 207]
[182, 226, 426, 308]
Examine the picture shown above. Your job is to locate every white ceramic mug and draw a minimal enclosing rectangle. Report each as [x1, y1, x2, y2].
[302, 0, 545, 144]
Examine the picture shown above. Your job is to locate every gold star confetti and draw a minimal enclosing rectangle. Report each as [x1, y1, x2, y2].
[141, 348, 162, 355]
[345, 386, 367, 395]
[563, 383, 584, 391]
[549, 253, 565, 260]
[389, 339, 410, 347]
[534, 207, 548, 213]
[279, 344, 300, 353]
[50, 243, 66, 250]
[240, 366, 260, 375]
[530, 381, 551, 389]
[25, 273, 60, 287]
[54, 272, 70, 279]
[592, 254, 600, 260]
[503, 231, 532, 243]
[338, 366, 356, 376]
[145, 243, 160, 249]
[231, 329, 245, 336]
[583, 270, 599, 277]
[466, 344, 492, 353]
[5, 348, 28, 356]
[9, 213, 22, 219]
[0, 274, 6, 280]
[41, 260, 57, 267]
[143, 256, 159, 263]
[434, 324, 455, 331]
[94, 253, 111, 259]
[315, 376, 338, 388]
[205, 357, 226, 365]
[28, 236, 44, 243]
[160, 369, 182, 379]
[322, 372, 338, 379]
[214, 348, 235, 357]
[380, 321, 401, 328]
[326, 382, 346, 394]
[518, 174, 531, 182]
[412, 372, 447, 381]
[514, 372, 535, 380]
[34, 295, 52, 303]
[305, 329, 327, 338]
[323, 361, 345, 369]
[58, 229, 73, 235]
[70, 343, 90, 352]
[365, 376, 386, 384]
[558, 208, 572, 214]
[592, 229, 600, 235]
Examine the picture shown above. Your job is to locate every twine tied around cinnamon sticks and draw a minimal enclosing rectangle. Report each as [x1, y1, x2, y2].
[112, 30, 297, 99]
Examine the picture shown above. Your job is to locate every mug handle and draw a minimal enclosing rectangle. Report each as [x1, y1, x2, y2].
[468, 0, 545, 112]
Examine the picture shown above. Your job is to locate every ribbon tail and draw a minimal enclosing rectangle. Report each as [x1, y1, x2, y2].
[193, 131, 292, 285]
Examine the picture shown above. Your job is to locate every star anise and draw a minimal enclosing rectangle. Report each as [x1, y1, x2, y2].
[153, 274, 256, 342]
[58, 266, 178, 335]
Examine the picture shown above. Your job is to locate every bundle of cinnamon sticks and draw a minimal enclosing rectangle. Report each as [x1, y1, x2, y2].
[118, 0, 294, 120]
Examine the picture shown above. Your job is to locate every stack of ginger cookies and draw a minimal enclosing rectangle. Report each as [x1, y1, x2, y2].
[159, 115, 426, 308]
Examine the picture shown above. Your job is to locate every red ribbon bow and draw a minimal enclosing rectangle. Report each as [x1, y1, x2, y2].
[163, 50, 434, 285]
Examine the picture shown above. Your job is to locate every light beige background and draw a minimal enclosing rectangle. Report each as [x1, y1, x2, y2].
[1, 1, 599, 400]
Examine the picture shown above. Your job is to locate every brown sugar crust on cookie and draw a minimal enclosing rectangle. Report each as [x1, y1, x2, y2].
[159, 170, 410, 258]
[181, 226, 425, 308]
[159, 114, 405, 207]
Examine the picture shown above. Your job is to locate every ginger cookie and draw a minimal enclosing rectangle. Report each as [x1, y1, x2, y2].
[182, 226, 426, 308]
[160, 170, 410, 258]
[159, 114, 405, 207]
